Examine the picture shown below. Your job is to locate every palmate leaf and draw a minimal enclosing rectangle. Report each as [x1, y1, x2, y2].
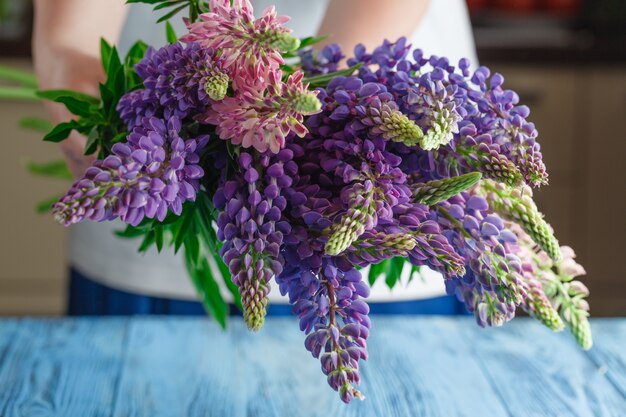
[39, 38, 146, 158]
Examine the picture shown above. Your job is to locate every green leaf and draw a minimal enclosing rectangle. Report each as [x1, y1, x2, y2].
[155, 225, 165, 252]
[368, 259, 389, 286]
[126, 0, 164, 4]
[385, 257, 404, 289]
[298, 35, 328, 49]
[165, 21, 178, 44]
[156, 3, 188, 23]
[26, 160, 73, 180]
[184, 240, 228, 328]
[100, 38, 113, 73]
[154, 1, 184, 11]
[186, 233, 201, 262]
[0, 65, 38, 87]
[194, 191, 241, 310]
[174, 204, 196, 253]
[35, 89, 99, 118]
[110, 67, 126, 103]
[35, 195, 62, 214]
[105, 46, 123, 79]
[115, 224, 153, 238]
[84, 127, 100, 155]
[102, 47, 126, 109]
[36, 89, 99, 104]
[125, 41, 149, 65]
[214, 250, 241, 310]
[19, 117, 53, 132]
[84, 126, 100, 155]
[138, 230, 156, 252]
[112, 132, 128, 144]
[0, 86, 38, 101]
[408, 265, 421, 284]
[303, 63, 363, 88]
[98, 81, 122, 121]
[42, 120, 81, 143]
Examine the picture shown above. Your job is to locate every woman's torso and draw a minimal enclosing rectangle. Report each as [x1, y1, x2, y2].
[68, 0, 477, 302]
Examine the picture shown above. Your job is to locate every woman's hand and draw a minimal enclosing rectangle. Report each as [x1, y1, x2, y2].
[34, 49, 103, 177]
[32, 0, 127, 177]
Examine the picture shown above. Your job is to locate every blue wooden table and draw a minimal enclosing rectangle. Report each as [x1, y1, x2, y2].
[0, 317, 624, 417]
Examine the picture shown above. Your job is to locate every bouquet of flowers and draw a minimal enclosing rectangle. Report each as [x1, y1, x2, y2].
[39, 0, 591, 402]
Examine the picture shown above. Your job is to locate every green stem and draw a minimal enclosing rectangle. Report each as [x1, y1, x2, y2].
[0, 65, 38, 88]
[303, 63, 363, 87]
[0, 86, 39, 101]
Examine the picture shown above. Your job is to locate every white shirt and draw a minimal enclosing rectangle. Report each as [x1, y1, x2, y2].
[69, 0, 477, 302]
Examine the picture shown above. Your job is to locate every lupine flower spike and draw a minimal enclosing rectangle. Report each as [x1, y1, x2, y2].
[48, 2, 591, 402]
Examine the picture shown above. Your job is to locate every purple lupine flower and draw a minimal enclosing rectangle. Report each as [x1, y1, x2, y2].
[299, 43, 345, 76]
[53, 117, 208, 226]
[311, 76, 423, 146]
[277, 255, 370, 403]
[449, 66, 548, 186]
[344, 38, 548, 188]
[213, 149, 295, 330]
[117, 42, 229, 129]
[431, 192, 529, 326]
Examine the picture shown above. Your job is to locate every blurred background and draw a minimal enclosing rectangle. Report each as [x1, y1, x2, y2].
[0, 0, 624, 316]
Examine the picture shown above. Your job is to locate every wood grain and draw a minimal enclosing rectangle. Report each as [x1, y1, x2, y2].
[0, 317, 624, 417]
[584, 319, 626, 399]
[461, 319, 626, 417]
[0, 318, 129, 417]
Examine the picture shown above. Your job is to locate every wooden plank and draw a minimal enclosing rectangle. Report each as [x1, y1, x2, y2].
[111, 317, 247, 417]
[462, 318, 626, 417]
[0, 320, 19, 374]
[231, 317, 344, 417]
[345, 316, 510, 417]
[0, 318, 129, 417]
[1, 317, 624, 416]
[584, 319, 626, 398]
[112, 317, 510, 417]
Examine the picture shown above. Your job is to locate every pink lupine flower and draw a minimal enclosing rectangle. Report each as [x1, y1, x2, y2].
[203, 70, 321, 153]
[181, 0, 300, 93]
